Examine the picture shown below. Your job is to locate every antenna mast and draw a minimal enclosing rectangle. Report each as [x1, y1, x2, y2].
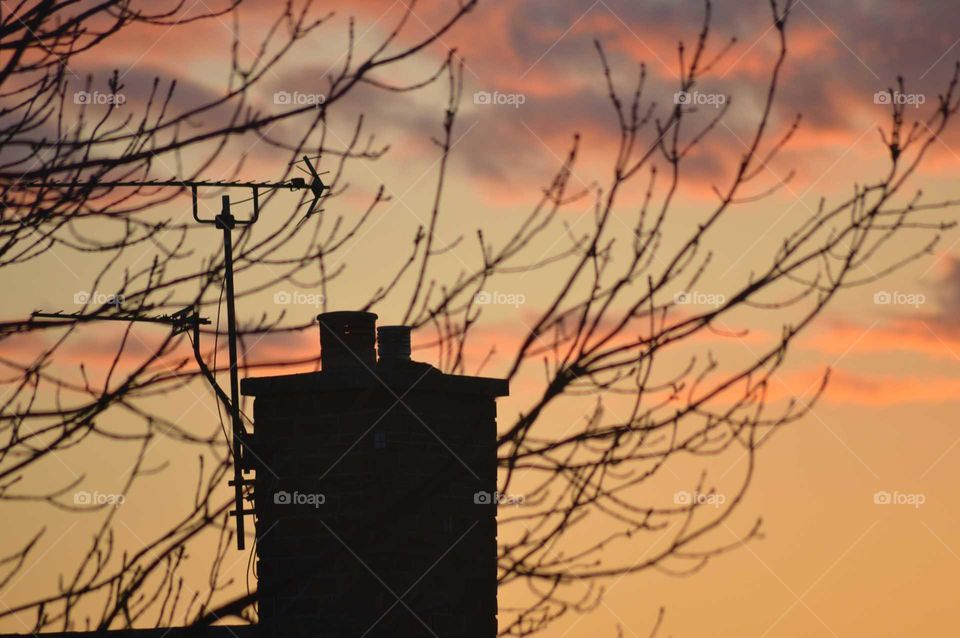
[22, 158, 328, 550]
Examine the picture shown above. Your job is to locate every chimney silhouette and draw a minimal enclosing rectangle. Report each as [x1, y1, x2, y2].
[317, 310, 377, 370]
[241, 311, 507, 637]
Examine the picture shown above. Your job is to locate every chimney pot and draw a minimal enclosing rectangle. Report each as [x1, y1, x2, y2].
[317, 311, 377, 370]
[377, 325, 412, 364]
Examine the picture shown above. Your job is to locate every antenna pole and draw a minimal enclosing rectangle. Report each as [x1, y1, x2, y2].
[217, 195, 249, 550]
[18, 162, 329, 551]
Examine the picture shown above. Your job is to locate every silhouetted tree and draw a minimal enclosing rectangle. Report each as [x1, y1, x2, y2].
[1, 0, 958, 636]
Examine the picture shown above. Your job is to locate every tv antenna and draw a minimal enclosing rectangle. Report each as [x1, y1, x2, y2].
[22, 157, 329, 550]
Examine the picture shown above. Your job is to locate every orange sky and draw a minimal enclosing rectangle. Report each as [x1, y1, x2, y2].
[3, 1, 960, 636]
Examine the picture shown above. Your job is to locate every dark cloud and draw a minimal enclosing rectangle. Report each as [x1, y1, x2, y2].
[422, 0, 960, 198]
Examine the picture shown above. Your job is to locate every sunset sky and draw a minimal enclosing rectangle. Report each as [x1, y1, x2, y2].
[3, 1, 960, 636]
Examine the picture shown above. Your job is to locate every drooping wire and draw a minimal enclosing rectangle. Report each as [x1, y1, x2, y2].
[246, 531, 258, 616]
[212, 283, 230, 452]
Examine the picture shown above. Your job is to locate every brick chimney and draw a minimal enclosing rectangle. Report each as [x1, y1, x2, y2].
[241, 311, 507, 638]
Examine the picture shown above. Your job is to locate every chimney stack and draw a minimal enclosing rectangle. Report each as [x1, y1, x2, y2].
[243, 311, 508, 637]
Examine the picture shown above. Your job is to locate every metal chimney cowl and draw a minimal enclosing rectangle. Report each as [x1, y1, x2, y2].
[376, 325, 412, 365]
